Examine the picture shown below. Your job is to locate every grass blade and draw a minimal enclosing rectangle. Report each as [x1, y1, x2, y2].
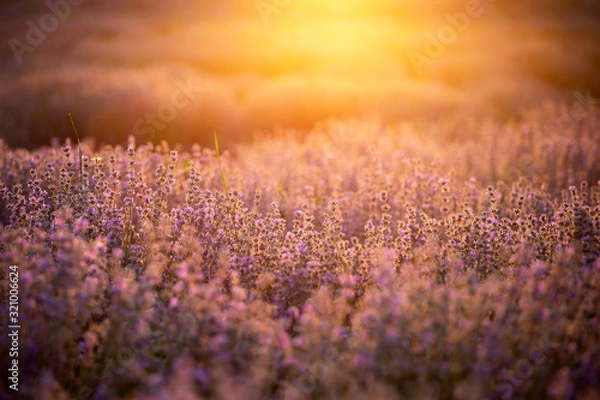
[68, 113, 83, 187]
[214, 131, 227, 194]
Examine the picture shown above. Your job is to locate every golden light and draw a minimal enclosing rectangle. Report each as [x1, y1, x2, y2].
[13, 0, 588, 148]
[258, 0, 413, 78]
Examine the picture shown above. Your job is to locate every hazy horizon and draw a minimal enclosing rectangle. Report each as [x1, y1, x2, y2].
[1, 0, 599, 148]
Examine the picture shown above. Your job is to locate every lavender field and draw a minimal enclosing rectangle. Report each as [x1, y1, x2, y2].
[2, 1, 600, 399]
[1, 101, 600, 399]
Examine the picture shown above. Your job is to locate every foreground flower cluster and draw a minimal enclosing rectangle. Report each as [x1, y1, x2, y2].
[1, 107, 599, 399]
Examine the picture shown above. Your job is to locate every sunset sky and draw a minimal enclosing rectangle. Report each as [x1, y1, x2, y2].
[1, 0, 599, 148]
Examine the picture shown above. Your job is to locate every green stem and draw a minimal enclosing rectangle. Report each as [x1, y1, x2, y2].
[214, 131, 228, 194]
[68, 113, 84, 189]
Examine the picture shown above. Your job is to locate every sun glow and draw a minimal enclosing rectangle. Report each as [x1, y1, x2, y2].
[260, 0, 409, 77]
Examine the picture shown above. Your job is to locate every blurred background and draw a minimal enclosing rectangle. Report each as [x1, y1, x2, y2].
[0, 0, 599, 149]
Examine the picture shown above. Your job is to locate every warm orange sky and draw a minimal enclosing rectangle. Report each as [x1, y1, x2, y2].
[0, 0, 599, 148]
